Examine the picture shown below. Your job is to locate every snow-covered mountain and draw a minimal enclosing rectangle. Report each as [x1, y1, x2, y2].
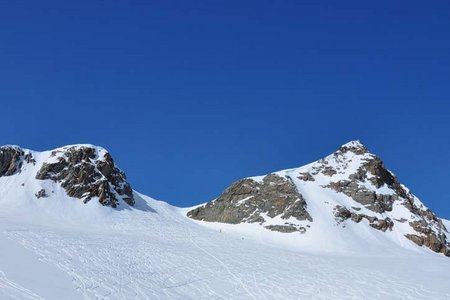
[0, 144, 133, 208]
[188, 140, 450, 256]
[0, 142, 449, 299]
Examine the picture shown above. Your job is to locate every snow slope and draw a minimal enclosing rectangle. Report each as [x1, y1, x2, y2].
[0, 194, 449, 300]
[0, 144, 449, 299]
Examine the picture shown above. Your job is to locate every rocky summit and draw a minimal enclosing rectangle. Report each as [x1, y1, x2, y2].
[188, 140, 450, 256]
[0, 144, 134, 208]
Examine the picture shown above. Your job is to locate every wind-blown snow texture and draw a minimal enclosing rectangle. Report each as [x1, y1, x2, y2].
[0, 142, 449, 299]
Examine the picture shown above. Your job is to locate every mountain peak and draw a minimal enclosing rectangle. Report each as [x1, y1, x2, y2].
[188, 140, 450, 256]
[0, 144, 134, 208]
[337, 140, 368, 155]
[53, 143, 107, 152]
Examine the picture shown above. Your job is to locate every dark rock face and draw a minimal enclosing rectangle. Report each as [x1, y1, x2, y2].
[35, 146, 134, 208]
[324, 155, 401, 213]
[0, 146, 25, 177]
[24, 153, 36, 165]
[327, 180, 397, 213]
[362, 157, 397, 188]
[323, 142, 419, 216]
[336, 157, 449, 255]
[187, 174, 312, 232]
[265, 225, 303, 233]
[325, 143, 450, 256]
[334, 206, 394, 232]
[405, 220, 449, 256]
[405, 233, 449, 256]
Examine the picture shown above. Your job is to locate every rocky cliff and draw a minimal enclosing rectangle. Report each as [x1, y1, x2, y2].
[188, 141, 450, 256]
[188, 174, 312, 233]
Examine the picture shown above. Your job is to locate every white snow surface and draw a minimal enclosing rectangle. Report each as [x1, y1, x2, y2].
[0, 143, 449, 299]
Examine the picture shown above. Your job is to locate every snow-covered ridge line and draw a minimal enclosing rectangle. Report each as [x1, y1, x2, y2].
[188, 140, 450, 256]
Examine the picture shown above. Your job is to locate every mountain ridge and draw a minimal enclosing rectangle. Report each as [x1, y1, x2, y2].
[2, 140, 450, 299]
[188, 140, 450, 256]
[1, 140, 449, 256]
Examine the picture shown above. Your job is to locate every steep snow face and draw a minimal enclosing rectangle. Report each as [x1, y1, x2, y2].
[0, 144, 134, 212]
[188, 140, 450, 256]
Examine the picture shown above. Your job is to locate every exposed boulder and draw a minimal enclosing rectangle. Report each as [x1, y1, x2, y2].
[35, 146, 134, 208]
[187, 174, 312, 230]
[35, 189, 48, 199]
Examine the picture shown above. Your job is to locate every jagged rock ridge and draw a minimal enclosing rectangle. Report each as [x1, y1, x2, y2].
[320, 141, 449, 255]
[188, 140, 450, 256]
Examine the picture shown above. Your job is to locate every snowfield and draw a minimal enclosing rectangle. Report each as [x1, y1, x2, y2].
[0, 143, 449, 299]
[0, 192, 449, 299]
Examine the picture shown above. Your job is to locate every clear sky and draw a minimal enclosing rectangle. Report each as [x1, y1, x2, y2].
[1, 1, 449, 218]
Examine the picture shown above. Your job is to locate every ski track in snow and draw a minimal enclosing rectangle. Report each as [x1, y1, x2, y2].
[0, 270, 45, 300]
[2, 203, 450, 300]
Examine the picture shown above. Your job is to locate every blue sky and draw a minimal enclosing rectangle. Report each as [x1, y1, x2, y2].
[1, 1, 450, 218]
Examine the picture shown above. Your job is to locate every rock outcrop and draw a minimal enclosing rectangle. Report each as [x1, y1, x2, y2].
[316, 142, 400, 213]
[188, 174, 312, 232]
[405, 219, 449, 256]
[320, 142, 449, 255]
[334, 205, 394, 232]
[0, 146, 25, 177]
[35, 188, 49, 199]
[35, 145, 134, 208]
